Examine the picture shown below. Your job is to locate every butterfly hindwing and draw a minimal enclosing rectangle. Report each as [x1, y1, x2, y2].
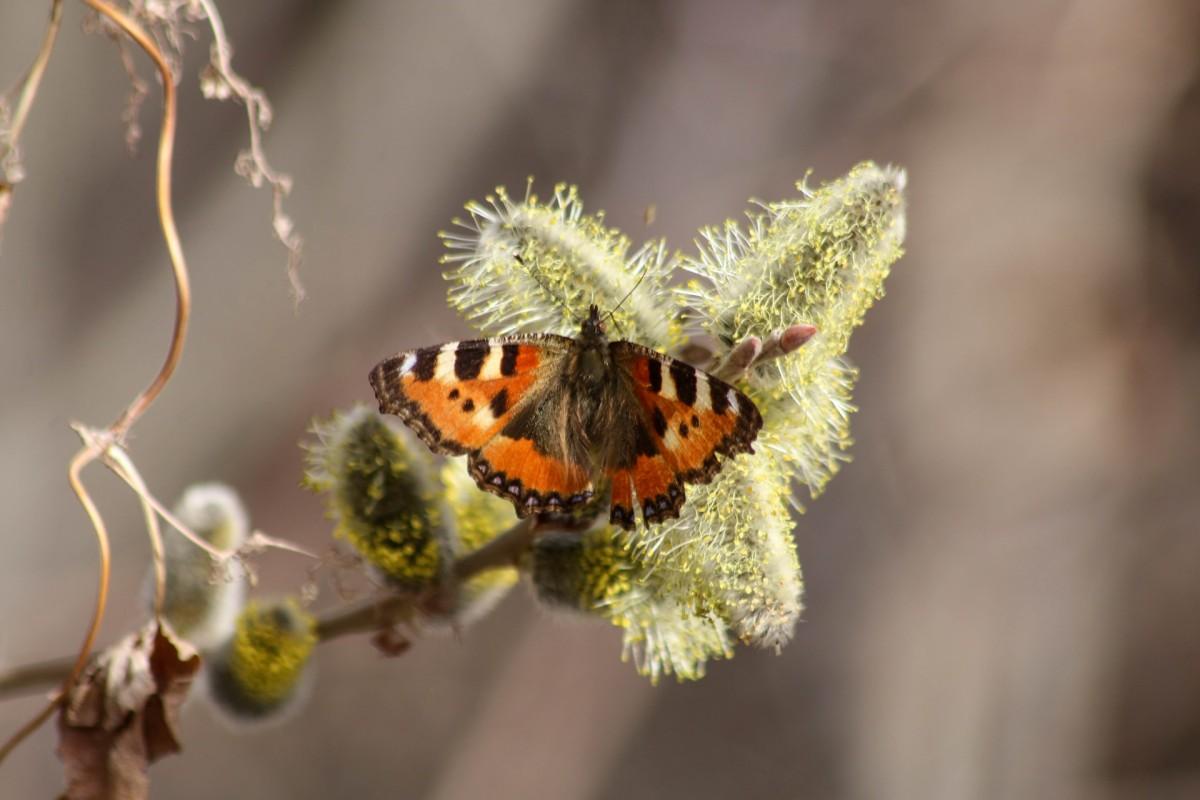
[369, 336, 594, 516]
[608, 341, 764, 529]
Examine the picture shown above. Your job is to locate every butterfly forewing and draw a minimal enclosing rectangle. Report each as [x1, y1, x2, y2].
[369, 335, 595, 516]
[607, 341, 763, 528]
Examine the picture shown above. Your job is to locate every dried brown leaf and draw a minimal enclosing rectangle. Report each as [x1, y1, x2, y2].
[56, 623, 200, 800]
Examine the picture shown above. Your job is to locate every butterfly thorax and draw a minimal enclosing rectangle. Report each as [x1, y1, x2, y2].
[562, 306, 623, 466]
[574, 305, 611, 388]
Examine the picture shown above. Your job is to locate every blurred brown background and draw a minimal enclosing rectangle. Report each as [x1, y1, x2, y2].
[2, 0, 1199, 797]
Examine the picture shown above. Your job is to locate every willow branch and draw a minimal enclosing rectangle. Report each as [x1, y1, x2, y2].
[315, 518, 537, 644]
[0, 657, 75, 701]
[2, 519, 542, 699]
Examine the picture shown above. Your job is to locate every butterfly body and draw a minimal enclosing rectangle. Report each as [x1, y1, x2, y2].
[369, 307, 762, 529]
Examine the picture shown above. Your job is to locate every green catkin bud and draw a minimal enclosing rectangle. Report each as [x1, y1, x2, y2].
[435, 460, 520, 625]
[157, 483, 248, 651]
[305, 406, 450, 588]
[205, 599, 316, 725]
[442, 182, 679, 348]
[530, 527, 633, 611]
[530, 527, 731, 683]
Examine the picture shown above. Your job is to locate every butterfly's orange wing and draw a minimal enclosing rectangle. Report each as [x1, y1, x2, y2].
[607, 342, 763, 529]
[370, 337, 595, 516]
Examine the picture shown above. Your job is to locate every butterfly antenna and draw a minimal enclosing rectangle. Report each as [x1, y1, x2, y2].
[515, 253, 576, 324]
[604, 257, 652, 325]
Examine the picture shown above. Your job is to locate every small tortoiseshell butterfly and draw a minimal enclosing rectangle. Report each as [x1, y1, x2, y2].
[369, 306, 762, 529]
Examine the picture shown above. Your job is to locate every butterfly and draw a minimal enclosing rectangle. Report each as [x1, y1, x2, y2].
[368, 305, 762, 529]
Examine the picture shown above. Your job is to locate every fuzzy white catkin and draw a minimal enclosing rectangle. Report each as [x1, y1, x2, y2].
[153, 483, 248, 651]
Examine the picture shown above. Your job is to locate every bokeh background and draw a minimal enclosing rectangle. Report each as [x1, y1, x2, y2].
[2, 1, 1199, 797]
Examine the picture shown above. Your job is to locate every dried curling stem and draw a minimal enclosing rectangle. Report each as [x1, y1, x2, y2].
[0, 0, 189, 766]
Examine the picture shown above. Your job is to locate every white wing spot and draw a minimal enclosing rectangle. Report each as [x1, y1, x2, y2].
[727, 390, 739, 413]
[433, 343, 459, 382]
[471, 406, 497, 428]
[693, 372, 712, 411]
[479, 346, 504, 380]
[399, 353, 416, 375]
[659, 366, 678, 401]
